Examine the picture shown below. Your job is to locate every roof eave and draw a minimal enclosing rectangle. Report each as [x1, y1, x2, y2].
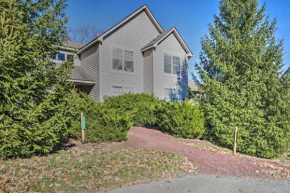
[67, 79, 96, 85]
[77, 39, 102, 54]
[141, 45, 156, 52]
[78, 5, 163, 55]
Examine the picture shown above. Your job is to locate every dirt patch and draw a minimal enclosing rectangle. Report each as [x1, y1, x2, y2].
[118, 127, 290, 180]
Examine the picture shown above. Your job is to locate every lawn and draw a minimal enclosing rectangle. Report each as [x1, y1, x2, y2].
[0, 143, 196, 192]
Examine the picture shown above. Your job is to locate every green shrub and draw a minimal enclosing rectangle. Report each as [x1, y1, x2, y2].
[71, 93, 132, 143]
[0, 87, 77, 158]
[156, 100, 205, 139]
[103, 93, 159, 127]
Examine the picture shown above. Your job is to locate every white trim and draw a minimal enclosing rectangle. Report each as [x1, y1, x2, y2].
[77, 5, 163, 55]
[54, 45, 76, 52]
[141, 45, 156, 52]
[99, 43, 102, 102]
[67, 79, 96, 85]
[110, 83, 135, 96]
[110, 44, 136, 75]
[150, 28, 193, 57]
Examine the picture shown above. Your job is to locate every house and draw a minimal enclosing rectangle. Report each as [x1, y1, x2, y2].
[55, 5, 193, 102]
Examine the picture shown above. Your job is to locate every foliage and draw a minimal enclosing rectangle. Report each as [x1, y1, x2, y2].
[103, 93, 160, 127]
[0, 0, 75, 158]
[71, 93, 132, 143]
[196, 0, 290, 158]
[156, 100, 205, 139]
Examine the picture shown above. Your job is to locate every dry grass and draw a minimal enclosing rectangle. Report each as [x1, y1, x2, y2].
[0, 143, 196, 192]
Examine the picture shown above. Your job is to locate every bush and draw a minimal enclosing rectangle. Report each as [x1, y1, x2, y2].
[71, 93, 132, 143]
[156, 100, 205, 139]
[103, 93, 159, 127]
[0, 87, 77, 158]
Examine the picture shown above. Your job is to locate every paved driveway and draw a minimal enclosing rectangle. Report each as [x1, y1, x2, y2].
[111, 174, 290, 193]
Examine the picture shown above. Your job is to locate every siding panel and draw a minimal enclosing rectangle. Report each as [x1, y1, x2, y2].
[80, 45, 100, 101]
[99, 10, 160, 102]
[143, 49, 153, 94]
[153, 32, 189, 100]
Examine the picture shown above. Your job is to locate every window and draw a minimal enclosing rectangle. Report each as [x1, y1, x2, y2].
[112, 86, 134, 96]
[124, 51, 134, 72]
[112, 86, 123, 96]
[164, 88, 180, 102]
[164, 53, 172, 73]
[164, 88, 173, 101]
[164, 53, 181, 75]
[124, 87, 134, 94]
[112, 48, 123, 71]
[173, 56, 180, 74]
[57, 53, 65, 61]
[112, 47, 134, 72]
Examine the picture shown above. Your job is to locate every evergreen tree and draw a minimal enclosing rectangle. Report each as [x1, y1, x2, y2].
[0, 0, 76, 158]
[196, 0, 290, 158]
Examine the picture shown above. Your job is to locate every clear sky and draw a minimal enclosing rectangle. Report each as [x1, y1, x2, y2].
[66, 0, 290, 78]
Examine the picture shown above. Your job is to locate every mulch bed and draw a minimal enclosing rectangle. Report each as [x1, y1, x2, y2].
[117, 127, 290, 180]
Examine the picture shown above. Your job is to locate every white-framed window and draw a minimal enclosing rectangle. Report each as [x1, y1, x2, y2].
[112, 86, 134, 96]
[112, 48, 123, 71]
[112, 47, 134, 72]
[164, 88, 180, 102]
[112, 86, 123, 96]
[164, 53, 181, 75]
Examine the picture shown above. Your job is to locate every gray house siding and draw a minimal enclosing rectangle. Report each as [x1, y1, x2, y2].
[143, 49, 154, 94]
[99, 10, 160, 102]
[153, 32, 188, 100]
[80, 44, 100, 101]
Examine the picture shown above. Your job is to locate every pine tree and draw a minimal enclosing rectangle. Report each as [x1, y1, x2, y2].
[0, 0, 76, 158]
[196, 0, 290, 158]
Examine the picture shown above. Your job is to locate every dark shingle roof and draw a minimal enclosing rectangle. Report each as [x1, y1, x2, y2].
[64, 41, 84, 49]
[141, 28, 174, 50]
[71, 66, 95, 82]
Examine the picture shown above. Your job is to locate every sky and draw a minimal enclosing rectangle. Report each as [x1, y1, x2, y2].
[65, 0, 290, 78]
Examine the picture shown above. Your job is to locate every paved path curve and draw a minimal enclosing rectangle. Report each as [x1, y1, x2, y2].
[120, 127, 290, 179]
[110, 174, 290, 193]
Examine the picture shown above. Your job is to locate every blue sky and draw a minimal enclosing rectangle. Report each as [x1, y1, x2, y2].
[66, 0, 290, 78]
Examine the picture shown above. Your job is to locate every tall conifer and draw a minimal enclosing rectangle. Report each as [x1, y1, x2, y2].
[0, 0, 76, 158]
[196, 0, 290, 158]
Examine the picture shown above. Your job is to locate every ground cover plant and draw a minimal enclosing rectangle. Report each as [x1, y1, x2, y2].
[195, 0, 290, 158]
[0, 144, 195, 192]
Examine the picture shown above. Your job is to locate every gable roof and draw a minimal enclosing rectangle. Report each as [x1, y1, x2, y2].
[64, 41, 84, 49]
[141, 27, 193, 57]
[68, 65, 95, 84]
[77, 5, 163, 54]
[141, 27, 174, 51]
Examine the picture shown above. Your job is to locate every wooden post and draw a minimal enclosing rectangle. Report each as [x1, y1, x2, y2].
[81, 112, 85, 143]
[233, 127, 238, 154]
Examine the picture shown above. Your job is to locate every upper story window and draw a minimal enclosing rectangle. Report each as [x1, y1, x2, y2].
[51, 52, 73, 61]
[112, 47, 134, 73]
[164, 53, 181, 75]
[57, 53, 65, 61]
